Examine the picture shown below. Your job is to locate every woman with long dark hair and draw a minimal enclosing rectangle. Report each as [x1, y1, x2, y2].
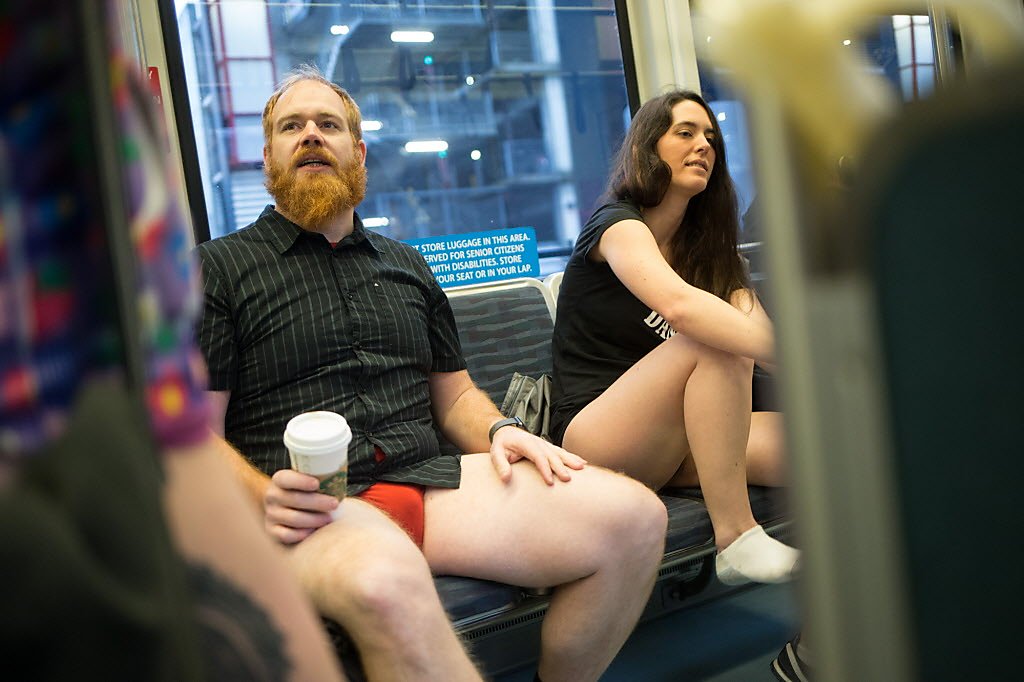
[550, 90, 798, 584]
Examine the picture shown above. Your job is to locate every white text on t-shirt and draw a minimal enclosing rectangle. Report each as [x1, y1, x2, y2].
[643, 310, 677, 340]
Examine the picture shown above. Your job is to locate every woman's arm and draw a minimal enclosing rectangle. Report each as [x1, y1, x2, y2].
[595, 219, 775, 365]
[729, 287, 778, 374]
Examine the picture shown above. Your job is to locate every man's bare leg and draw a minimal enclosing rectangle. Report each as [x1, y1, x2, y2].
[423, 455, 668, 682]
[287, 498, 482, 682]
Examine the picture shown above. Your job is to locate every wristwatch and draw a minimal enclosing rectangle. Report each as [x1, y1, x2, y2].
[488, 416, 526, 443]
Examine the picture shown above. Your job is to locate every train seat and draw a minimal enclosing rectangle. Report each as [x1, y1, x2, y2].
[421, 276, 793, 676]
[542, 270, 563, 311]
[664, 485, 790, 530]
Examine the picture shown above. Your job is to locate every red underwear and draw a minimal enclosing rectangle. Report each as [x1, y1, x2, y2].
[355, 481, 426, 548]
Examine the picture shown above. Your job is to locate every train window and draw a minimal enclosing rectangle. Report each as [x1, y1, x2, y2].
[166, 0, 635, 274]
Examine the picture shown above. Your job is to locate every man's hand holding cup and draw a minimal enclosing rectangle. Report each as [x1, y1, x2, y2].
[268, 411, 351, 543]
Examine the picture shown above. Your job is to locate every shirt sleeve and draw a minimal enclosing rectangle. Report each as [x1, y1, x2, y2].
[195, 249, 239, 392]
[423, 265, 467, 374]
[574, 200, 645, 262]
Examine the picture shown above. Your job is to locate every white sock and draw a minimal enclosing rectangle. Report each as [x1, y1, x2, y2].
[715, 525, 799, 585]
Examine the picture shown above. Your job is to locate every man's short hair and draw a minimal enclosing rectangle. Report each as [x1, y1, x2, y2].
[261, 64, 362, 147]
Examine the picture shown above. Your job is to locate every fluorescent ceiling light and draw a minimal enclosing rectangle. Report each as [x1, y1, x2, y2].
[404, 140, 448, 153]
[470, 149, 482, 161]
[330, 24, 349, 35]
[842, 39, 852, 46]
[716, 112, 727, 122]
[363, 217, 390, 228]
[465, 76, 475, 85]
[391, 30, 434, 43]
[361, 120, 383, 132]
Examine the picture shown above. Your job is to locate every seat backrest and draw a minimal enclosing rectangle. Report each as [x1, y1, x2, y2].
[543, 271, 563, 315]
[865, 61, 1024, 682]
[436, 278, 555, 454]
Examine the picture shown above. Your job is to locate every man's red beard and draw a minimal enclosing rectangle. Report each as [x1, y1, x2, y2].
[264, 146, 367, 230]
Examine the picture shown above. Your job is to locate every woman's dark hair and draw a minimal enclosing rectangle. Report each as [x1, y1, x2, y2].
[606, 90, 748, 302]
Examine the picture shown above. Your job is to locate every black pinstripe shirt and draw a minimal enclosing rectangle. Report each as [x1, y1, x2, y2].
[196, 207, 466, 493]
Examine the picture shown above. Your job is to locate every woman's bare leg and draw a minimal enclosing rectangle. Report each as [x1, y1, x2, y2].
[563, 333, 797, 583]
[669, 411, 787, 488]
[563, 332, 754, 547]
[745, 411, 787, 486]
[679, 341, 758, 547]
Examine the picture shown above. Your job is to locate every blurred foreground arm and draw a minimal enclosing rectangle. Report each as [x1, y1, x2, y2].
[163, 434, 345, 681]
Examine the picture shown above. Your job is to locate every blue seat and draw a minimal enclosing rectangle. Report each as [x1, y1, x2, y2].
[445, 278, 556, 405]
[663, 485, 790, 529]
[432, 277, 794, 677]
[435, 576, 525, 624]
[435, 279, 555, 458]
[661, 493, 715, 553]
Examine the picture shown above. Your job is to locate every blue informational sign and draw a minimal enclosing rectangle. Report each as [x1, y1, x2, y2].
[404, 227, 539, 288]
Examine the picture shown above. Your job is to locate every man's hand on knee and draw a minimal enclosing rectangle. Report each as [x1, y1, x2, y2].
[490, 428, 586, 485]
[264, 469, 338, 544]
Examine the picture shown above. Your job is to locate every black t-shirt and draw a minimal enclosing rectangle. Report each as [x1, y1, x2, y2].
[549, 199, 678, 444]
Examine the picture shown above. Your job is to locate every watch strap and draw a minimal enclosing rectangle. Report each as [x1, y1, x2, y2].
[488, 416, 525, 443]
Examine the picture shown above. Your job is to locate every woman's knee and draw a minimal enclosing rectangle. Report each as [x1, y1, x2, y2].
[691, 338, 754, 376]
[664, 332, 752, 371]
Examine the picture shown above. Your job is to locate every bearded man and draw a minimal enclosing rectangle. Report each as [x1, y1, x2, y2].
[195, 65, 667, 682]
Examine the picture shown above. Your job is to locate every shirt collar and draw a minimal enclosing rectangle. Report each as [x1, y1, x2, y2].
[257, 205, 383, 255]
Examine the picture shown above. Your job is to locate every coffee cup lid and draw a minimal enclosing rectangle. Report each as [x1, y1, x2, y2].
[284, 411, 352, 456]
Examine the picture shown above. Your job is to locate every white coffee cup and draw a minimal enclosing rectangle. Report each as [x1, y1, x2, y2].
[283, 411, 351, 500]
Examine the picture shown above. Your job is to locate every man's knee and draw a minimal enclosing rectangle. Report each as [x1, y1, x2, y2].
[590, 473, 667, 559]
[293, 522, 438, 626]
[342, 547, 437, 626]
[623, 481, 668, 553]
